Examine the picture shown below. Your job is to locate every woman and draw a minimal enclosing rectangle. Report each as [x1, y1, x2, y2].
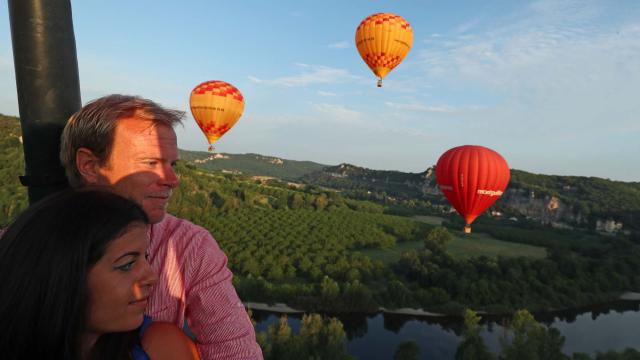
[0, 189, 199, 359]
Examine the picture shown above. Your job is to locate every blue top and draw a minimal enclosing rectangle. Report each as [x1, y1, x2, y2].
[131, 315, 153, 360]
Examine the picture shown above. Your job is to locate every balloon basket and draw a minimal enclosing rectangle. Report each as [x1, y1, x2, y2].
[208, 145, 215, 153]
[377, 79, 383, 87]
[463, 225, 472, 234]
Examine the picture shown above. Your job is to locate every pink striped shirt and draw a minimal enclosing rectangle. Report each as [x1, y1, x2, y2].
[146, 214, 263, 359]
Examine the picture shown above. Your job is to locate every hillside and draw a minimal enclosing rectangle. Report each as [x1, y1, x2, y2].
[302, 163, 433, 200]
[1, 114, 639, 314]
[0, 114, 28, 226]
[507, 170, 640, 230]
[178, 148, 640, 233]
[179, 149, 327, 180]
[299, 163, 640, 233]
[3, 114, 639, 234]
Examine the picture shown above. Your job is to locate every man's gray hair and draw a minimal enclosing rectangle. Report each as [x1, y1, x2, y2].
[60, 94, 184, 187]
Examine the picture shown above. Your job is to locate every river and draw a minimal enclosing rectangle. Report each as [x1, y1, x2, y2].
[252, 300, 640, 359]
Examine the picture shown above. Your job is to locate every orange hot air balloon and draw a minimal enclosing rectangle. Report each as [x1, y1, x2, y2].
[189, 80, 245, 152]
[435, 145, 510, 234]
[355, 12, 413, 87]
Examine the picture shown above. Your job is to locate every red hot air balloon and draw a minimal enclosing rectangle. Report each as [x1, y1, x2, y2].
[435, 145, 510, 234]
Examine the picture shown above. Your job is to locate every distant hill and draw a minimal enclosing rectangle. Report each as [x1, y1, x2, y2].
[176, 139, 640, 234]
[301, 163, 435, 200]
[179, 149, 328, 180]
[2, 114, 639, 233]
[297, 162, 640, 232]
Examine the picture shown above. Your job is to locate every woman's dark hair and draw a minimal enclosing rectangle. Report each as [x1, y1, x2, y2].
[0, 189, 149, 360]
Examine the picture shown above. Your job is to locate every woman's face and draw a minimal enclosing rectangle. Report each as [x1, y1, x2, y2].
[86, 223, 157, 334]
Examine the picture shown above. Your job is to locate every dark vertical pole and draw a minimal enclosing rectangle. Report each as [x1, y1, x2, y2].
[8, 0, 81, 204]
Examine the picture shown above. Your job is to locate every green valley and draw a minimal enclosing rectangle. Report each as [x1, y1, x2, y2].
[2, 114, 639, 316]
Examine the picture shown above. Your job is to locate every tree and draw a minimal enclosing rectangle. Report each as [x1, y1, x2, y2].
[289, 193, 305, 209]
[425, 227, 454, 251]
[298, 314, 352, 359]
[386, 280, 412, 307]
[394, 341, 420, 360]
[314, 193, 329, 210]
[455, 309, 494, 360]
[341, 280, 376, 312]
[500, 309, 568, 360]
[320, 276, 340, 301]
[265, 315, 297, 360]
[261, 314, 352, 360]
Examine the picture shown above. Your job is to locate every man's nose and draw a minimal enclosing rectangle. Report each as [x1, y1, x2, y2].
[160, 164, 179, 188]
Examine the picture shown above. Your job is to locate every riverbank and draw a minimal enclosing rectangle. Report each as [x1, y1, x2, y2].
[620, 292, 640, 300]
[245, 302, 447, 316]
[245, 302, 305, 314]
[245, 291, 639, 318]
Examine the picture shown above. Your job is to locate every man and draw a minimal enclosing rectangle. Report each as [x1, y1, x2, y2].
[60, 94, 263, 359]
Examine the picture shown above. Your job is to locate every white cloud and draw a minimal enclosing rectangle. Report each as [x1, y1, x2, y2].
[416, 3, 640, 133]
[317, 90, 336, 97]
[328, 41, 349, 49]
[527, 0, 601, 24]
[248, 64, 359, 87]
[313, 103, 363, 124]
[385, 102, 457, 113]
[455, 19, 480, 34]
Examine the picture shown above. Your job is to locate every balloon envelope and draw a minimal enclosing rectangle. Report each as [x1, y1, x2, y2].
[435, 145, 510, 232]
[189, 80, 245, 150]
[355, 13, 413, 86]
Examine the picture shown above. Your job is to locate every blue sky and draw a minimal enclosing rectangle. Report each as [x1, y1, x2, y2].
[1, 0, 639, 181]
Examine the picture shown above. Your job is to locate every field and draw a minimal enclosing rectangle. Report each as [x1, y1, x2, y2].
[445, 231, 547, 259]
[411, 215, 445, 226]
[357, 216, 547, 264]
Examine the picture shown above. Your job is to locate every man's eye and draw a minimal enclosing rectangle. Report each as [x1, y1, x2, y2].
[145, 251, 150, 261]
[116, 262, 135, 272]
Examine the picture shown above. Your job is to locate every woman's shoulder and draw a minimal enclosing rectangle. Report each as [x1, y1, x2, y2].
[141, 321, 201, 360]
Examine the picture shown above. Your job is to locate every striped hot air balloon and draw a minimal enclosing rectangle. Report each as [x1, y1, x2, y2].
[355, 12, 413, 87]
[436, 145, 510, 234]
[189, 80, 245, 151]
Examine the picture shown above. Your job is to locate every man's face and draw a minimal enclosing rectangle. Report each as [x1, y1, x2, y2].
[94, 117, 179, 223]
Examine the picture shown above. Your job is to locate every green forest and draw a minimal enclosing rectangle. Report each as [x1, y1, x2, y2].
[1, 114, 639, 315]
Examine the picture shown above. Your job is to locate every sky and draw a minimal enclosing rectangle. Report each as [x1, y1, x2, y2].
[1, 0, 639, 181]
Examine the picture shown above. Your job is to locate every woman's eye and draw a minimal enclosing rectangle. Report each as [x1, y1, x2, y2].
[145, 251, 150, 261]
[116, 261, 135, 272]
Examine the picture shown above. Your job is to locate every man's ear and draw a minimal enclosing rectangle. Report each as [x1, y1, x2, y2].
[76, 148, 101, 184]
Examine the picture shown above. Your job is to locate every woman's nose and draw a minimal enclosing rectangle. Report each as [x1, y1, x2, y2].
[140, 260, 158, 288]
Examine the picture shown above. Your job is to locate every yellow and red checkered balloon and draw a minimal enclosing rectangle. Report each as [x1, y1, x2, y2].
[189, 80, 245, 151]
[355, 13, 413, 87]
